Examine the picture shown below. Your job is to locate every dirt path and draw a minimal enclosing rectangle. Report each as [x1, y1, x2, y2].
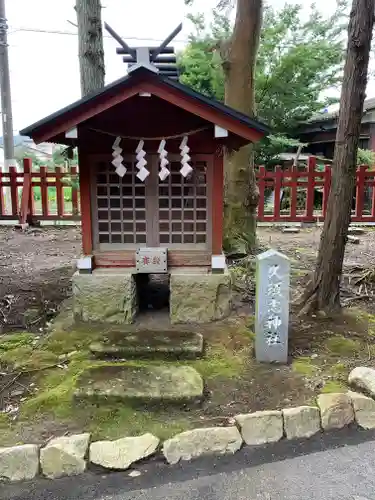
[0, 227, 81, 333]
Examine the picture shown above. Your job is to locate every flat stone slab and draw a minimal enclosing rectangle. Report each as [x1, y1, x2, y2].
[75, 364, 204, 406]
[90, 433, 159, 470]
[235, 411, 283, 445]
[163, 427, 242, 465]
[89, 330, 204, 360]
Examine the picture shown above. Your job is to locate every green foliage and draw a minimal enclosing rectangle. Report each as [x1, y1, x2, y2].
[0, 333, 35, 353]
[254, 134, 307, 167]
[357, 148, 375, 166]
[180, 1, 347, 133]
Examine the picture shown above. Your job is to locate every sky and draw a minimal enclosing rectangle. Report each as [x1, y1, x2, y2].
[6, 0, 374, 134]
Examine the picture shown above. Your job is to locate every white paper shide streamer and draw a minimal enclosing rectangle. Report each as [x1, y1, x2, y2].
[158, 139, 170, 181]
[179, 136, 193, 178]
[111, 136, 127, 177]
[135, 140, 150, 181]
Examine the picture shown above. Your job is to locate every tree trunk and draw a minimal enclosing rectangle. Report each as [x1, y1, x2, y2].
[221, 0, 263, 251]
[75, 0, 105, 96]
[299, 0, 374, 315]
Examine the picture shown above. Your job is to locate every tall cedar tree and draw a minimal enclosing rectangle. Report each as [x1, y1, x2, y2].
[299, 0, 375, 314]
[75, 0, 105, 96]
[220, 0, 263, 249]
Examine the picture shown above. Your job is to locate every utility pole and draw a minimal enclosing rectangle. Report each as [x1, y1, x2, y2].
[0, 0, 14, 167]
[0, 0, 15, 215]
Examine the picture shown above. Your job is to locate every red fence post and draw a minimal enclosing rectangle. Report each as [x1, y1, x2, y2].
[71, 166, 79, 216]
[0, 167, 4, 216]
[305, 156, 316, 222]
[55, 166, 64, 217]
[19, 159, 32, 224]
[40, 166, 48, 217]
[273, 166, 283, 221]
[322, 165, 332, 218]
[371, 169, 375, 220]
[355, 165, 367, 220]
[9, 166, 18, 216]
[257, 166, 266, 221]
[289, 165, 298, 219]
[25, 158, 35, 221]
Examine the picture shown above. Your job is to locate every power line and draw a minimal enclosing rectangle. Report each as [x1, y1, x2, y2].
[8, 26, 189, 44]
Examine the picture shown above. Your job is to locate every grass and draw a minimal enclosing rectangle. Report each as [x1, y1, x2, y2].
[0, 318, 253, 445]
[324, 336, 362, 356]
[292, 357, 317, 377]
[1, 307, 374, 446]
[320, 380, 348, 394]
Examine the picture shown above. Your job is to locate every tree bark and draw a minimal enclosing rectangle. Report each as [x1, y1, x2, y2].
[75, 0, 105, 96]
[221, 0, 263, 251]
[299, 0, 374, 315]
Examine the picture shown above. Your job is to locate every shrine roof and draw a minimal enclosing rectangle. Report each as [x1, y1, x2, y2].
[20, 66, 270, 145]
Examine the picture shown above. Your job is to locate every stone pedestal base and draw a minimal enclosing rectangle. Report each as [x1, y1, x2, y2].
[72, 270, 137, 324]
[170, 269, 232, 324]
[72, 268, 232, 326]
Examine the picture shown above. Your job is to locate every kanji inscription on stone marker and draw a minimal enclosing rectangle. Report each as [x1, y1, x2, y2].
[255, 249, 290, 363]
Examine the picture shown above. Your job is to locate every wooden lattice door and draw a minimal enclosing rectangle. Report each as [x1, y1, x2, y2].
[92, 154, 211, 251]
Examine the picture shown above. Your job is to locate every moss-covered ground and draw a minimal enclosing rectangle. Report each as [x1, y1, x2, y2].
[0, 304, 374, 446]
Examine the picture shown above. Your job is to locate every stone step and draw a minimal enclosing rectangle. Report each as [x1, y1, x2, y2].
[74, 364, 204, 407]
[89, 330, 204, 360]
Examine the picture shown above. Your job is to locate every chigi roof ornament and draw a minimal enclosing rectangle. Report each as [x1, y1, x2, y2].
[104, 22, 182, 80]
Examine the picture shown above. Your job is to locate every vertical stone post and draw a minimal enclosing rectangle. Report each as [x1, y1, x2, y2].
[255, 249, 290, 363]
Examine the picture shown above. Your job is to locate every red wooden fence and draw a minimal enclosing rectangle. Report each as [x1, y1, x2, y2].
[256, 156, 375, 223]
[0, 156, 374, 224]
[0, 158, 80, 222]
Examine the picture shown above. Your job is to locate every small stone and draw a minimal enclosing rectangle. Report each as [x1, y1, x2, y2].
[283, 406, 321, 439]
[235, 411, 283, 445]
[347, 391, 375, 429]
[348, 367, 375, 397]
[347, 235, 360, 244]
[317, 393, 354, 430]
[0, 444, 39, 482]
[348, 227, 365, 235]
[89, 433, 159, 470]
[40, 433, 90, 479]
[128, 470, 142, 477]
[162, 427, 242, 465]
[311, 354, 318, 359]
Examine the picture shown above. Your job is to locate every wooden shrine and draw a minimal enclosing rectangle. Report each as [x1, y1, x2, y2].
[20, 25, 269, 324]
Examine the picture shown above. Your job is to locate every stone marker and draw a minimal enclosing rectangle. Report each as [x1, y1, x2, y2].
[40, 433, 90, 479]
[348, 367, 375, 397]
[162, 427, 242, 465]
[90, 433, 159, 470]
[0, 444, 39, 482]
[317, 393, 354, 430]
[235, 410, 283, 445]
[255, 249, 290, 363]
[282, 406, 321, 439]
[348, 391, 375, 429]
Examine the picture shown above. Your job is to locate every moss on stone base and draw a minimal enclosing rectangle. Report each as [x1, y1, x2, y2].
[170, 273, 232, 324]
[72, 271, 137, 324]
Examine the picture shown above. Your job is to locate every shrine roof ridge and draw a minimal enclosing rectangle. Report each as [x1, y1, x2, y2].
[20, 66, 270, 140]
